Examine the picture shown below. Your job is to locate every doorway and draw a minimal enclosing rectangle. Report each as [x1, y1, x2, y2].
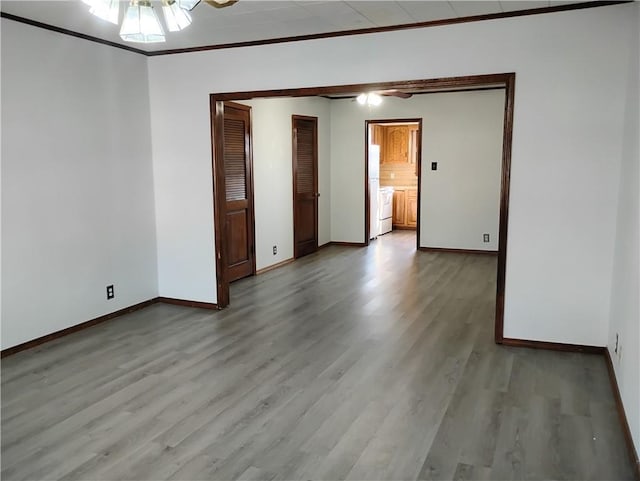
[210, 73, 514, 345]
[365, 119, 422, 249]
[292, 115, 319, 259]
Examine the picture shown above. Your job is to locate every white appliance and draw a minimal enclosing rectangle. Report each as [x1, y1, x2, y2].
[379, 186, 394, 235]
[369, 145, 380, 239]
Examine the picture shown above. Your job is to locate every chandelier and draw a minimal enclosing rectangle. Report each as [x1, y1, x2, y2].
[82, 0, 238, 44]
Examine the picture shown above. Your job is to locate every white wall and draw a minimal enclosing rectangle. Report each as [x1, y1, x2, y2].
[237, 97, 331, 271]
[148, 3, 634, 347]
[330, 90, 504, 250]
[608, 1, 640, 457]
[1, 20, 158, 349]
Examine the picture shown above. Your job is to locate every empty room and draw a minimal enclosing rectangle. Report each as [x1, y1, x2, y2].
[1, 1, 638, 480]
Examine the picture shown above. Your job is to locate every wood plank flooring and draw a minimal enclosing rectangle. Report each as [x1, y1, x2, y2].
[1, 231, 635, 480]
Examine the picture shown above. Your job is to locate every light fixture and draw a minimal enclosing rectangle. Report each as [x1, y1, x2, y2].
[162, 0, 192, 31]
[368, 93, 383, 106]
[84, 0, 237, 44]
[120, 0, 165, 43]
[357, 92, 383, 106]
[84, 0, 119, 25]
[177, 0, 201, 10]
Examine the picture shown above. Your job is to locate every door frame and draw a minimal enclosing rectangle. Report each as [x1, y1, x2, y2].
[365, 118, 423, 249]
[210, 72, 514, 344]
[292, 114, 319, 259]
[210, 99, 256, 308]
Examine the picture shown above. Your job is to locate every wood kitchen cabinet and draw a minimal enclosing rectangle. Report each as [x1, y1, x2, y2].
[392, 188, 418, 229]
[392, 190, 406, 226]
[376, 124, 419, 164]
[406, 189, 418, 227]
[383, 126, 409, 163]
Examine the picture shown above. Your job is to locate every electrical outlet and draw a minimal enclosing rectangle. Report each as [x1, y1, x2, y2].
[106, 285, 114, 300]
[273, 245, 277, 255]
[483, 233, 490, 243]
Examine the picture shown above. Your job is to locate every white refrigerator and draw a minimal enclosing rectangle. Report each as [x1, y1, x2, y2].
[369, 145, 380, 239]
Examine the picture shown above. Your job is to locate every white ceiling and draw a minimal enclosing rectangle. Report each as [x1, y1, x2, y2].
[1, 0, 591, 53]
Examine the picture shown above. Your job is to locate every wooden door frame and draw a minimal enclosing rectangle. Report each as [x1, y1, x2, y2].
[210, 100, 256, 308]
[210, 72, 514, 344]
[365, 118, 423, 249]
[292, 115, 319, 259]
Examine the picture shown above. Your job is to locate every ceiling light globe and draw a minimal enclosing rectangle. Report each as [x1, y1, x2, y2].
[368, 93, 383, 106]
[177, 0, 201, 11]
[88, 0, 119, 25]
[356, 93, 368, 105]
[163, 0, 192, 31]
[120, 0, 166, 43]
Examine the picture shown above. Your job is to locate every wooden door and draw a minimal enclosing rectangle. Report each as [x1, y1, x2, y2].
[222, 102, 255, 283]
[292, 115, 319, 259]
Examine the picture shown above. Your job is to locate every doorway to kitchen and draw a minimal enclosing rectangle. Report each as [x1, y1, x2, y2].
[365, 119, 422, 249]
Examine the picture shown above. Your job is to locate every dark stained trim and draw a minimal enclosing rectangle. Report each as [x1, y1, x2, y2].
[157, 297, 219, 310]
[328, 241, 368, 247]
[0, 298, 158, 358]
[415, 122, 423, 250]
[2, 2, 630, 57]
[504, 339, 639, 476]
[256, 258, 295, 275]
[210, 73, 515, 344]
[0, 12, 147, 56]
[604, 349, 640, 480]
[501, 338, 605, 354]
[326, 86, 506, 100]
[0, 296, 227, 357]
[365, 118, 423, 247]
[146, 1, 630, 56]
[494, 73, 515, 344]
[418, 247, 498, 255]
[210, 74, 512, 102]
[211, 99, 229, 308]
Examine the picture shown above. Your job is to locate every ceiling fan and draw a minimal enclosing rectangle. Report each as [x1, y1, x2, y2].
[377, 90, 413, 99]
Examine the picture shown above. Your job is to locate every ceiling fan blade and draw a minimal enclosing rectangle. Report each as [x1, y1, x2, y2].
[204, 0, 238, 8]
[378, 90, 413, 99]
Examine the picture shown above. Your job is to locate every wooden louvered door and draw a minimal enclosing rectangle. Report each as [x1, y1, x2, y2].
[292, 115, 319, 259]
[222, 102, 255, 283]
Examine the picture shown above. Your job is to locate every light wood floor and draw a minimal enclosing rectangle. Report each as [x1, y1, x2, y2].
[1, 231, 635, 480]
